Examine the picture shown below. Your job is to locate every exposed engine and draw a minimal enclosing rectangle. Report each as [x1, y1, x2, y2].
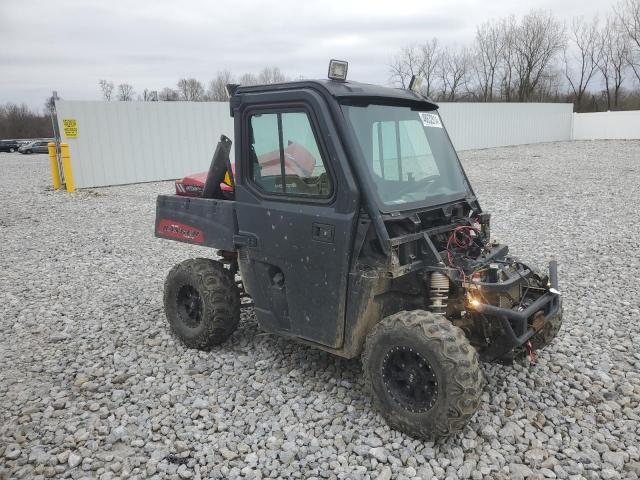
[419, 214, 556, 361]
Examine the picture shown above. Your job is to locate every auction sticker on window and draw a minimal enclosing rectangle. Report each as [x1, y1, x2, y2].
[419, 112, 442, 128]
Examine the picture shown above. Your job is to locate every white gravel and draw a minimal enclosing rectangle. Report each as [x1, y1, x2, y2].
[1, 140, 639, 480]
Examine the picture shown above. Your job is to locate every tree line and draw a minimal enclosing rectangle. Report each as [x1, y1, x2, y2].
[0, 102, 54, 140]
[389, 1, 640, 112]
[98, 67, 288, 103]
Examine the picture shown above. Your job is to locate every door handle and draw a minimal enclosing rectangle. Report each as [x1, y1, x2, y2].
[312, 223, 334, 243]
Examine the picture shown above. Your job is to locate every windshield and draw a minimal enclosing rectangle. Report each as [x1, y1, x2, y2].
[342, 103, 470, 209]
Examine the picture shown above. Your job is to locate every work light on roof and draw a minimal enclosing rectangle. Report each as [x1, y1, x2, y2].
[328, 59, 348, 81]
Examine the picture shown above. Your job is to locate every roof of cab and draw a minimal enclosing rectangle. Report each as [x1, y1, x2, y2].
[234, 79, 438, 109]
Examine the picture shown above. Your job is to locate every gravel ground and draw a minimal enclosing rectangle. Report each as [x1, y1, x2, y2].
[1, 140, 639, 480]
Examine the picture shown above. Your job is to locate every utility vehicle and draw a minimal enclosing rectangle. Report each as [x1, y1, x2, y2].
[155, 60, 563, 439]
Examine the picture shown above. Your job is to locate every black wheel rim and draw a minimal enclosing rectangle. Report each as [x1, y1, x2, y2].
[382, 346, 438, 413]
[176, 285, 203, 328]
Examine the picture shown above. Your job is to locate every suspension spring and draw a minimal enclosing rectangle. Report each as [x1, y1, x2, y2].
[429, 272, 449, 315]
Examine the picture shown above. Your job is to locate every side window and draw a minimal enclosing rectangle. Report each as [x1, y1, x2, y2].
[249, 111, 332, 197]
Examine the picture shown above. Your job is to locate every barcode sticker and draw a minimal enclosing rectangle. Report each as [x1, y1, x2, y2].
[419, 112, 442, 128]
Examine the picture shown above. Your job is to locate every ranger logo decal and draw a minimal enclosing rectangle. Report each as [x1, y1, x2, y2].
[158, 219, 204, 244]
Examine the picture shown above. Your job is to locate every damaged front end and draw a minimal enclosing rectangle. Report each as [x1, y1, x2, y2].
[381, 207, 563, 364]
[460, 255, 562, 362]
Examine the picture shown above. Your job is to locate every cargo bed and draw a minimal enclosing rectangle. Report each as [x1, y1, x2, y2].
[155, 194, 236, 251]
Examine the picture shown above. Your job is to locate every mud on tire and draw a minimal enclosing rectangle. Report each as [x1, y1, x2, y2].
[362, 310, 485, 440]
[163, 258, 240, 350]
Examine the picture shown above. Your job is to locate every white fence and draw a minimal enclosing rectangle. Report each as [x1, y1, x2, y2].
[55, 100, 233, 189]
[572, 110, 640, 140]
[56, 100, 574, 189]
[439, 102, 573, 151]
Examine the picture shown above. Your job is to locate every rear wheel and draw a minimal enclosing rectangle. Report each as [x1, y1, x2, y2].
[362, 310, 484, 440]
[9, 147, 15, 153]
[163, 258, 240, 350]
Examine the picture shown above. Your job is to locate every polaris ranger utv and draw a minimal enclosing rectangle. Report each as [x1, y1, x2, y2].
[155, 60, 563, 439]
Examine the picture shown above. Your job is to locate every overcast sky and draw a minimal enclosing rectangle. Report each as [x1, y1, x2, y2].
[1, 0, 619, 111]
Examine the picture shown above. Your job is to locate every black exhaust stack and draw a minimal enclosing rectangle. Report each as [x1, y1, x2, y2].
[202, 135, 233, 199]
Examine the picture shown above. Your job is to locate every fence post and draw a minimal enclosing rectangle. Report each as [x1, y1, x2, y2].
[47, 142, 61, 189]
[60, 143, 75, 192]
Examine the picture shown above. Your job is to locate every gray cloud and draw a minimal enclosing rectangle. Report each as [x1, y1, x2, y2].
[0, 0, 618, 110]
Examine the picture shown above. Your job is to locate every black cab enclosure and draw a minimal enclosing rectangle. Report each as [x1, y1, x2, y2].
[157, 80, 438, 353]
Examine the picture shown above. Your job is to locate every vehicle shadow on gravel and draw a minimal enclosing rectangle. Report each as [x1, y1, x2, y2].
[229, 309, 365, 385]
[192, 308, 504, 448]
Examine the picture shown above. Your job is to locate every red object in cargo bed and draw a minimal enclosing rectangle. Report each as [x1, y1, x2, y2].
[174, 142, 316, 197]
[175, 169, 234, 197]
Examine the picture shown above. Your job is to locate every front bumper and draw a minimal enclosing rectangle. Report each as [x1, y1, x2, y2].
[471, 260, 562, 361]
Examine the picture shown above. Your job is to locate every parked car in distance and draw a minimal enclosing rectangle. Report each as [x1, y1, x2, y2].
[0, 140, 20, 153]
[18, 140, 50, 154]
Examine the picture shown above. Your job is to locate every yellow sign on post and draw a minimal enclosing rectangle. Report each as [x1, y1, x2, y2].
[63, 118, 78, 138]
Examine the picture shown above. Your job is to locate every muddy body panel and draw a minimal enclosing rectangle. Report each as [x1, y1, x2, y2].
[155, 195, 236, 251]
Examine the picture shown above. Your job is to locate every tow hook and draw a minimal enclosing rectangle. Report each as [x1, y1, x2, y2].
[526, 340, 537, 365]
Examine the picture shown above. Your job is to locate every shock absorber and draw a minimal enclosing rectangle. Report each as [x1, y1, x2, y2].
[429, 272, 449, 315]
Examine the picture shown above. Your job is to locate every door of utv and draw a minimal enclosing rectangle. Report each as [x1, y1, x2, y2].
[234, 89, 359, 349]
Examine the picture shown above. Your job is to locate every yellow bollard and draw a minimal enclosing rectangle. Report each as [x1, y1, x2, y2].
[47, 142, 61, 190]
[60, 143, 75, 192]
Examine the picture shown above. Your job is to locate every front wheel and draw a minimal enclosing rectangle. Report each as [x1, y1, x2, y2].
[25, 149, 32, 154]
[9, 148, 15, 153]
[362, 310, 485, 440]
[163, 258, 240, 350]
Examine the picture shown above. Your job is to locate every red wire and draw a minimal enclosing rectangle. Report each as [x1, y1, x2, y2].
[446, 227, 472, 284]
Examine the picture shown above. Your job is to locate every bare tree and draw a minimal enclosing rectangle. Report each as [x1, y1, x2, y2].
[116, 83, 135, 101]
[385, 6, 640, 109]
[513, 10, 566, 102]
[473, 19, 506, 101]
[531, 67, 564, 102]
[419, 39, 441, 98]
[616, 0, 640, 82]
[238, 73, 259, 86]
[158, 87, 179, 101]
[438, 46, 471, 101]
[389, 44, 424, 88]
[207, 71, 234, 101]
[598, 15, 629, 109]
[563, 16, 601, 110]
[388, 41, 441, 96]
[499, 15, 518, 101]
[99, 80, 114, 101]
[177, 78, 205, 101]
[140, 89, 158, 101]
[258, 67, 286, 84]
